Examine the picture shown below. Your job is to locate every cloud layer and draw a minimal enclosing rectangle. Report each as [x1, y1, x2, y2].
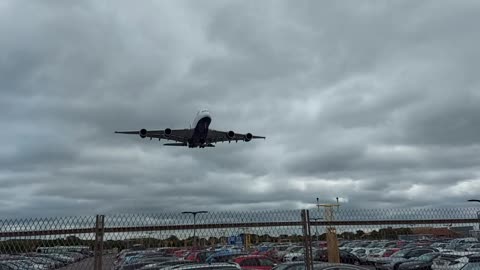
[1, 0, 480, 218]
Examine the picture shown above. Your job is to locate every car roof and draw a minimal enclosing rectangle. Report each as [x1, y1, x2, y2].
[173, 263, 239, 270]
[312, 263, 370, 270]
[235, 255, 269, 258]
[441, 251, 479, 256]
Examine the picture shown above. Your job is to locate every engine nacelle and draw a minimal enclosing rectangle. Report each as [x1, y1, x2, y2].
[227, 130, 235, 139]
[245, 133, 253, 142]
[139, 129, 147, 138]
[164, 128, 172, 136]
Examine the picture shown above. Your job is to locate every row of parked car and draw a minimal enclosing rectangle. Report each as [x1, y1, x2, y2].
[0, 248, 93, 269]
[338, 237, 480, 269]
[112, 247, 369, 270]
[113, 237, 480, 270]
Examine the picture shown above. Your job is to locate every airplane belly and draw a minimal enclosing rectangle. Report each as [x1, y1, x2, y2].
[192, 116, 211, 146]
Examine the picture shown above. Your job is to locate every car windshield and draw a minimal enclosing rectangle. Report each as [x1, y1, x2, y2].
[391, 250, 409, 257]
[415, 253, 436, 261]
[290, 247, 303, 253]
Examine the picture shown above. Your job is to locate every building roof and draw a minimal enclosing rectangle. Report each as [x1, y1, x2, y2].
[411, 227, 460, 237]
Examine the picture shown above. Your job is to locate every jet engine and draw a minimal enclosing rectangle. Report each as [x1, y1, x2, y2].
[245, 133, 253, 142]
[164, 128, 172, 136]
[139, 129, 147, 138]
[227, 130, 235, 139]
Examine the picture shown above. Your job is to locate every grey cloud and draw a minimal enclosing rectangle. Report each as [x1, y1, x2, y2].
[1, 0, 480, 219]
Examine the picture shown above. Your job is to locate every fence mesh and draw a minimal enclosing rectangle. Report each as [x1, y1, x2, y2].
[1, 208, 479, 270]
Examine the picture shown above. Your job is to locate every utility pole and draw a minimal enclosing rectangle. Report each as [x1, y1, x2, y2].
[182, 211, 208, 249]
[316, 197, 341, 263]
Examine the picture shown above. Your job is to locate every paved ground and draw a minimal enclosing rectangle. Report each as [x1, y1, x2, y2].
[60, 254, 115, 270]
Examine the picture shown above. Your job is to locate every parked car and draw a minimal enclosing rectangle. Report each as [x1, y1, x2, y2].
[232, 255, 277, 270]
[172, 263, 241, 270]
[139, 260, 197, 270]
[272, 261, 324, 270]
[431, 252, 480, 270]
[312, 263, 371, 270]
[398, 252, 441, 270]
[374, 248, 438, 270]
[313, 250, 361, 265]
[283, 248, 305, 262]
[185, 251, 216, 263]
[281, 247, 305, 262]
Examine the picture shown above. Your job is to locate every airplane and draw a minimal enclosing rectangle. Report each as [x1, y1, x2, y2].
[114, 109, 266, 148]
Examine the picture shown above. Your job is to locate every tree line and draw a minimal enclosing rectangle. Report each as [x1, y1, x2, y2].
[0, 227, 413, 253]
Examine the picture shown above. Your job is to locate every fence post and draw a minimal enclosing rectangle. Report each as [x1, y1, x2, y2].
[301, 209, 313, 270]
[94, 215, 105, 270]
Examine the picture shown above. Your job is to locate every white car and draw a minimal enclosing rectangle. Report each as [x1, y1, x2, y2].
[431, 252, 480, 270]
[283, 249, 304, 262]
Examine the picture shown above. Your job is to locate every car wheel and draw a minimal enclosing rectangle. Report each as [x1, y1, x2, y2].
[353, 260, 360, 265]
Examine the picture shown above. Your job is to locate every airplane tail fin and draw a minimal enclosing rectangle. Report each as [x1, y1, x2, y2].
[163, 143, 187, 146]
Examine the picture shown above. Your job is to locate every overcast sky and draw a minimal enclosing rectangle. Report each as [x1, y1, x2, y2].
[1, 0, 480, 219]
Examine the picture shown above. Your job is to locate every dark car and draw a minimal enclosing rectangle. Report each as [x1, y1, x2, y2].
[139, 260, 197, 270]
[313, 250, 361, 265]
[313, 263, 370, 270]
[170, 262, 241, 270]
[273, 261, 331, 270]
[374, 248, 438, 270]
[398, 252, 440, 270]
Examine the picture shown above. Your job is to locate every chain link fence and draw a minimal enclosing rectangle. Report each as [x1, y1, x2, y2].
[1, 208, 479, 269]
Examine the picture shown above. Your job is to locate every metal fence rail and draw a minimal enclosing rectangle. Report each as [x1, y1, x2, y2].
[0, 208, 479, 270]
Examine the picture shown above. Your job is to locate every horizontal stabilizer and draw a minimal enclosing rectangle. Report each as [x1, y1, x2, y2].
[163, 143, 187, 146]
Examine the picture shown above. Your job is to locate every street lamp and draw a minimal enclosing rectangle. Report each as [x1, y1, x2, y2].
[182, 211, 208, 249]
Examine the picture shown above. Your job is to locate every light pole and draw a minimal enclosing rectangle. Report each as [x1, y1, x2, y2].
[468, 200, 480, 232]
[311, 217, 323, 241]
[182, 211, 208, 249]
[316, 198, 320, 240]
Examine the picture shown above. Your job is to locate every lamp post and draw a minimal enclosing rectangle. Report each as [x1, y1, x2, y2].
[468, 200, 480, 233]
[311, 217, 323, 241]
[182, 211, 208, 249]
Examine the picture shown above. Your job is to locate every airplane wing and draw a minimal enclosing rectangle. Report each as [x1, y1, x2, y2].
[207, 129, 266, 143]
[114, 129, 192, 143]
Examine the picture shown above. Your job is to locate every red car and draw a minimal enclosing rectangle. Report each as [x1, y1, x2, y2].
[232, 255, 277, 270]
[174, 249, 190, 258]
[184, 250, 215, 263]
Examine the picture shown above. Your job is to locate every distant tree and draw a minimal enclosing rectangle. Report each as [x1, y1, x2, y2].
[340, 232, 356, 240]
[355, 230, 365, 238]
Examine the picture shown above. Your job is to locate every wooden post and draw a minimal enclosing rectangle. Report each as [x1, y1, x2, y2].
[325, 207, 340, 263]
[316, 198, 341, 263]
